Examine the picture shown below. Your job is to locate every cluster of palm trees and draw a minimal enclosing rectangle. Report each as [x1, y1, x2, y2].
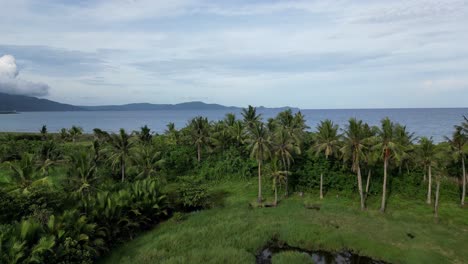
[176, 107, 467, 214]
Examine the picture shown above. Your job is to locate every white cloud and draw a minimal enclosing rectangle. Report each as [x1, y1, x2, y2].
[0, 54, 49, 96]
[0, 54, 18, 78]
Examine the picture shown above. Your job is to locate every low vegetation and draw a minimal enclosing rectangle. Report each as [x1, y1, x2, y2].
[0, 108, 467, 263]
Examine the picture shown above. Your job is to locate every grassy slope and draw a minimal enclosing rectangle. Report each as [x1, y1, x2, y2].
[102, 180, 468, 264]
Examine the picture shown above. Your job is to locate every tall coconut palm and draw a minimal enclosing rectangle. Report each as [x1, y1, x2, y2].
[433, 146, 451, 220]
[375, 118, 403, 212]
[445, 126, 467, 206]
[247, 122, 271, 203]
[107, 128, 135, 182]
[136, 125, 152, 145]
[340, 118, 367, 210]
[417, 137, 437, 204]
[164, 122, 179, 145]
[189, 116, 210, 162]
[273, 127, 300, 197]
[211, 122, 231, 153]
[276, 109, 295, 131]
[394, 124, 416, 175]
[69, 126, 83, 143]
[242, 105, 261, 128]
[270, 158, 287, 206]
[312, 119, 340, 199]
[230, 120, 245, 147]
[224, 113, 237, 127]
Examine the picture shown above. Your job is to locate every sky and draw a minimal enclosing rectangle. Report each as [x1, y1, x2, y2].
[0, 0, 467, 109]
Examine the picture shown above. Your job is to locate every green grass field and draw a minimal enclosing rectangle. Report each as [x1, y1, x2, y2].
[102, 180, 468, 264]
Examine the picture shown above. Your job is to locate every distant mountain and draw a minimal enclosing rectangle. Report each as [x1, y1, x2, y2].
[81, 101, 239, 111]
[0, 92, 83, 112]
[0, 93, 298, 112]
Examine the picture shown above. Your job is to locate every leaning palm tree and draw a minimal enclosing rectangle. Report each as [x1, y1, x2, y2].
[242, 105, 262, 128]
[445, 126, 467, 206]
[312, 119, 340, 199]
[247, 122, 272, 203]
[107, 128, 135, 182]
[69, 126, 83, 143]
[417, 137, 437, 204]
[340, 118, 367, 210]
[273, 127, 300, 197]
[375, 118, 402, 213]
[189, 116, 210, 162]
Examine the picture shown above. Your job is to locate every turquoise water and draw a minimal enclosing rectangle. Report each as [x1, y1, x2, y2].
[0, 108, 466, 142]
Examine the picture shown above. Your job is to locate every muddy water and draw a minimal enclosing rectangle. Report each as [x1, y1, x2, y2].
[256, 240, 388, 264]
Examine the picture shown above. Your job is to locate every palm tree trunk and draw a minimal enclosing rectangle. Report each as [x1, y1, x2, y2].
[380, 158, 388, 212]
[258, 161, 262, 203]
[357, 166, 365, 210]
[434, 179, 440, 219]
[282, 155, 288, 197]
[461, 156, 466, 206]
[197, 144, 201, 162]
[121, 160, 125, 182]
[320, 173, 323, 199]
[423, 164, 427, 182]
[427, 165, 432, 204]
[366, 170, 372, 194]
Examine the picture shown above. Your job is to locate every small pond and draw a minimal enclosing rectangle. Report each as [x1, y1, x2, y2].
[256, 240, 388, 264]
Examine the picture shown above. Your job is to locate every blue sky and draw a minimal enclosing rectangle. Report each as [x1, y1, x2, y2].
[0, 0, 467, 108]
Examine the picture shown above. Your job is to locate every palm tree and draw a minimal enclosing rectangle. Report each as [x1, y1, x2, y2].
[273, 127, 300, 197]
[6, 153, 49, 192]
[224, 113, 237, 127]
[270, 158, 287, 206]
[136, 125, 152, 145]
[230, 120, 245, 147]
[341, 118, 367, 210]
[67, 150, 98, 199]
[69, 126, 83, 143]
[40, 125, 47, 141]
[276, 109, 295, 131]
[107, 128, 135, 182]
[59, 128, 69, 142]
[394, 124, 416, 174]
[417, 137, 437, 204]
[375, 118, 402, 212]
[189, 116, 210, 162]
[247, 122, 272, 203]
[242, 105, 261, 128]
[131, 146, 165, 181]
[445, 126, 467, 206]
[164, 122, 179, 145]
[433, 146, 451, 220]
[312, 119, 340, 199]
[211, 122, 231, 153]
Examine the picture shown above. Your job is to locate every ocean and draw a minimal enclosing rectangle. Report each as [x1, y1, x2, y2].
[0, 108, 467, 142]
